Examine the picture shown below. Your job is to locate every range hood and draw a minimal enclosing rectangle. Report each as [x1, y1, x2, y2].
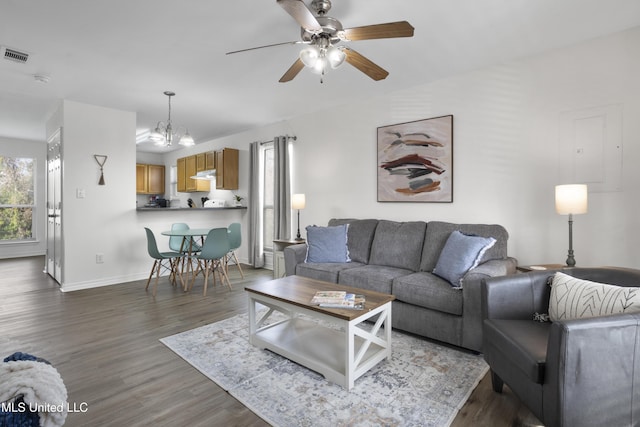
[190, 169, 216, 180]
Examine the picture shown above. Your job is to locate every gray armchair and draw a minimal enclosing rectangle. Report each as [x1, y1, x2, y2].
[481, 267, 640, 427]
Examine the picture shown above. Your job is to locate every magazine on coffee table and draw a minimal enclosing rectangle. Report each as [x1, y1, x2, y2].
[309, 291, 344, 304]
[310, 291, 365, 310]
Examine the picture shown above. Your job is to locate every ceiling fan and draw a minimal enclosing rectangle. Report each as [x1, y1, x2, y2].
[226, 0, 414, 83]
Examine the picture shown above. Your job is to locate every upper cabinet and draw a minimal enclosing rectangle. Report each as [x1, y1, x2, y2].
[136, 163, 165, 194]
[183, 155, 210, 192]
[205, 151, 215, 170]
[175, 148, 239, 193]
[215, 148, 239, 190]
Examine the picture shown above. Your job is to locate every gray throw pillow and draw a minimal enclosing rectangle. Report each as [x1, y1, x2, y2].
[305, 224, 351, 263]
[433, 230, 496, 287]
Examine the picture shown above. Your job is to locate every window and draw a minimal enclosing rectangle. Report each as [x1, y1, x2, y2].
[263, 146, 274, 252]
[0, 156, 35, 241]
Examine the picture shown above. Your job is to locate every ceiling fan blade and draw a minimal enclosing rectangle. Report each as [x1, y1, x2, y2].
[343, 48, 389, 81]
[277, 0, 322, 32]
[226, 41, 304, 55]
[341, 21, 414, 41]
[279, 58, 305, 83]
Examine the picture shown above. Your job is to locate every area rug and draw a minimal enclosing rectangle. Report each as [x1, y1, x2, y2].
[160, 313, 488, 427]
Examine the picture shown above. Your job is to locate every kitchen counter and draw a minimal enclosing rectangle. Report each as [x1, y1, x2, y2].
[136, 206, 247, 212]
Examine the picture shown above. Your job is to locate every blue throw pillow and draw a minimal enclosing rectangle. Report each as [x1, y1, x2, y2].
[305, 224, 351, 263]
[433, 230, 496, 287]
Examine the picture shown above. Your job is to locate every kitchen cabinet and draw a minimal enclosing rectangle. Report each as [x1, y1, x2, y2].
[196, 153, 206, 172]
[177, 154, 210, 193]
[215, 148, 239, 190]
[136, 163, 165, 194]
[185, 155, 196, 192]
[136, 164, 147, 193]
[175, 149, 235, 193]
[205, 151, 215, 170]
[147, 165, 165, 194]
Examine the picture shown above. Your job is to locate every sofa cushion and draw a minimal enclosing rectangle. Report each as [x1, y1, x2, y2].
[433, 231, 496, 287]
[305, 224, 350, 263]
[368, 220, 426, 271]
[549, 272, 640, 321]
[338, 265, 413, 294]
[328, 219, 379, 264]
[296, 262, 366, 283]
[421, 222, 508, 272]
[393, 272, 463, 315]
[484, 319, 550, 384]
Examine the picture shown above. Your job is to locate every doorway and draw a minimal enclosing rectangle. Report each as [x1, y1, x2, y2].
[46, 128, 62, 284]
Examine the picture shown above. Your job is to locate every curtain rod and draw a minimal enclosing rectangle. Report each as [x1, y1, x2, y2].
[259, 135, 297, 145]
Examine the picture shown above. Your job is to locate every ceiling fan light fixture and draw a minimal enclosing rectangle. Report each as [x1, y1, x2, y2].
[310, 56, 328, 75]
[327, 45, 345, 69]
[299, 45, 320, 67]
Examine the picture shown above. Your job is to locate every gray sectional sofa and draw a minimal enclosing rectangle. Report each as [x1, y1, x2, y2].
[284, 218, 517, 352]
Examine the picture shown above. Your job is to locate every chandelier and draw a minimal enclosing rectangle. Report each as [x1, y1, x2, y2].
[149, 91, 194, 147]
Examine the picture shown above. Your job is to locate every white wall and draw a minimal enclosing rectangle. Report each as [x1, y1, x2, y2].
[44, 100, 137, 290]
[278, 26, 640, 268]
[26, 25, 640, 291]
[0, 137, 47, 259]
[155, 26, 639, 271]
[208, 26, 638, 269]
[288, 28, 640, 268]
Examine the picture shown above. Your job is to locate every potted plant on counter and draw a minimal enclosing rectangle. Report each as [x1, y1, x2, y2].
[233, 194, 244, 207]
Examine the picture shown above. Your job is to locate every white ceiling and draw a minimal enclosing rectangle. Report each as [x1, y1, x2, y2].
[2, 0, 640, 153]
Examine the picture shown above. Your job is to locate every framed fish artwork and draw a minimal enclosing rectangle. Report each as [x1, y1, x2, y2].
[377, 115, 453, 202]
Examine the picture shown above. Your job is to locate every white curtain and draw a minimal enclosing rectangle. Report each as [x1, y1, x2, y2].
[248, 141, 264, 268]
[273, 136, 292, 240]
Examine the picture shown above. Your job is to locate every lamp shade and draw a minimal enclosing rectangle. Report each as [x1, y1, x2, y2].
[555, 184, 588, 215]
[292, 194, 306, 210]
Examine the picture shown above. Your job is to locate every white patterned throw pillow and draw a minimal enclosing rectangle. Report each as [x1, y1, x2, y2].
[549, 272, 640, 321]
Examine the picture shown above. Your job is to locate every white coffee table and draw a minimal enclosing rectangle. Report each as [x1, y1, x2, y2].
[245, 275, 395, 390]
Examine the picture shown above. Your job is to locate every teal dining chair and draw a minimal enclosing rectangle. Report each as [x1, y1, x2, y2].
[144, 227, 182, 296]
[169, 222, 202, 272]
[191, 228, 231, 296]
[225, 222, 244, 278]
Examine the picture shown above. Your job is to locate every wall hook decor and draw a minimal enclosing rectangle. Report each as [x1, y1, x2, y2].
[94, 155, 108, 185]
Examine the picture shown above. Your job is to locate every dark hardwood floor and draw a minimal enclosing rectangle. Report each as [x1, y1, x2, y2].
[0, 256, 533, 426]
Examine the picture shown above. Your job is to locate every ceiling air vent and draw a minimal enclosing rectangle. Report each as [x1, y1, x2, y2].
[1, 46, 29, 64]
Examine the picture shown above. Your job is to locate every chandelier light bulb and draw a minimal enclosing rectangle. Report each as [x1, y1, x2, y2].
[150, 125, 165, 145]
[179, 130, 195, 146]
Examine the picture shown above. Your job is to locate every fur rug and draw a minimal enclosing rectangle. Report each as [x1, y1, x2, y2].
[0, 356, 68, 427]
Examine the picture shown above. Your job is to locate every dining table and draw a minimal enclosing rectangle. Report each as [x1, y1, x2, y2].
[160, 228, 213, 290]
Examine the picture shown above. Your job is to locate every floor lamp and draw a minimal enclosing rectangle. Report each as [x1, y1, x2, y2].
[555, 184, 588, 267]
[292, 194, 306, 241]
